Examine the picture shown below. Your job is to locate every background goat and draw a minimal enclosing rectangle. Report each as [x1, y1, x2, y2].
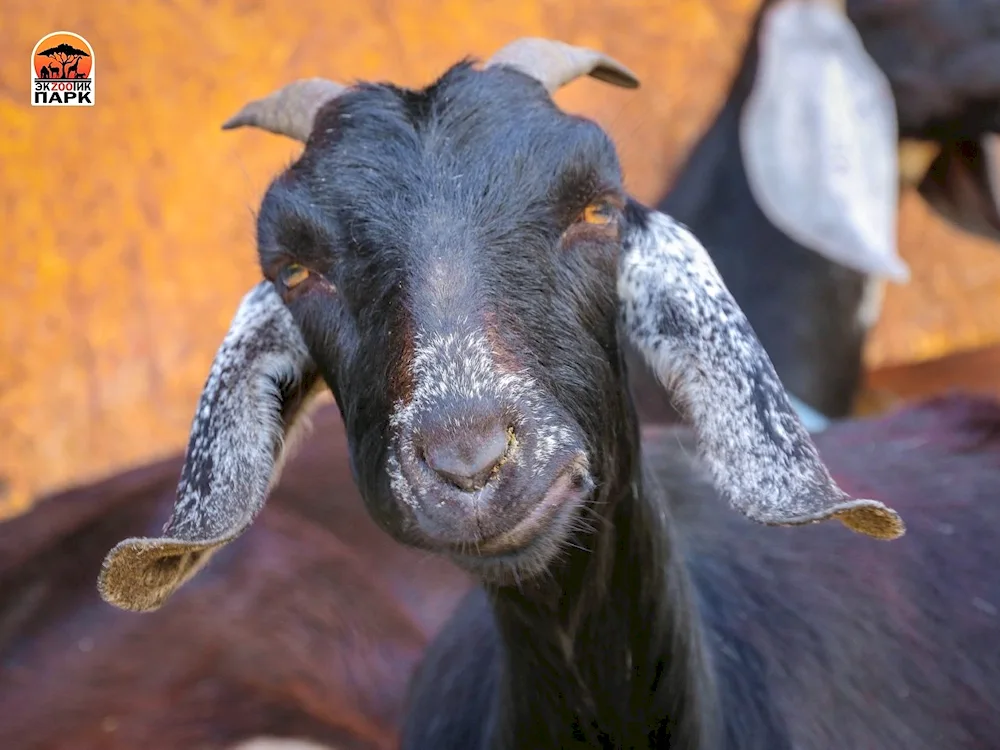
[630, 0, 1000, 423]
[90, 33, 1000, 750]
[4, 395, 998, 749]
[0, 404, 470, 750]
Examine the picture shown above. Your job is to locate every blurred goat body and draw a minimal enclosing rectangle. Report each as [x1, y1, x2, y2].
[2, 396, 997, 749]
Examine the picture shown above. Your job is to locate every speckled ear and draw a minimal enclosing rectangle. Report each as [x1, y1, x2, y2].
[740, 0, 908, 282]
[618, 203, 905, 541]
[97, 281, 325, 612]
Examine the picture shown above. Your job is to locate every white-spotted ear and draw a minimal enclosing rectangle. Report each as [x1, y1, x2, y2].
[97, 282, 326, 612]
[619, 204, 905, 541]
[917, 134, 1000, 243]
[740, 0, 909, 283]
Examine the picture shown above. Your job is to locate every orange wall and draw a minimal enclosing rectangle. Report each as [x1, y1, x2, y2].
[3, 0, 1000, 518]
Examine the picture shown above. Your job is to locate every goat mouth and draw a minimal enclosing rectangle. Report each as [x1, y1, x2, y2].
[446, 459, 594, 574]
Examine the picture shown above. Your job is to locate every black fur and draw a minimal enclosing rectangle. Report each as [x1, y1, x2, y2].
[256, 61, 718, 747]
[250, 46, 1000, 750]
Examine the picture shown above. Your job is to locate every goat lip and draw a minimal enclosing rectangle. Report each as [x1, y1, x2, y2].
[459, 459, 592, 558]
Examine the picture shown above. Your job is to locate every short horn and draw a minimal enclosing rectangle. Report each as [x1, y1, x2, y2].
[222, 78, 347, 142]
[485, 37, 639, 93]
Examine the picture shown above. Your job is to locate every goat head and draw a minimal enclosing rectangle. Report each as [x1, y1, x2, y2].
[98, 37, 903, 614]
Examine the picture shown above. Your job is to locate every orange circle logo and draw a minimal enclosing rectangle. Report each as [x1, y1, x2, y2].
[31, 31, 95, 106]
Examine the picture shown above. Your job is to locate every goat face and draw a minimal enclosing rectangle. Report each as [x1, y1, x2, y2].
[255, 65, 625, 580]
[96, 38, 905, 612]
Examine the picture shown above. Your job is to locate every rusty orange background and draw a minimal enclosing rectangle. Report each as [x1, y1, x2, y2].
[3, 0, 1000, 518]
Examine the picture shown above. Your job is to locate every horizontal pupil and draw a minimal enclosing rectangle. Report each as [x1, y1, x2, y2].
[586, 203, 613, 222]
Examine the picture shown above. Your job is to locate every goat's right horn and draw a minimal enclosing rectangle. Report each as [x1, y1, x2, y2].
[484, 37, 640, 94]
[222, 77, 347, 143]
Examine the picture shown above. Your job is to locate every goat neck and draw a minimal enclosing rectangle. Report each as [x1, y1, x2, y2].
[487, 407, 718, 749]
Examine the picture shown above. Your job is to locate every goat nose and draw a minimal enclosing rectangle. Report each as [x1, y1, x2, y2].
[420, 421, 512, 492]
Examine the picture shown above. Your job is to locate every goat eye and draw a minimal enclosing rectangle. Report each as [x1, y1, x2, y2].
[580, 200, 617, 226]
[280, 264, 310, 289]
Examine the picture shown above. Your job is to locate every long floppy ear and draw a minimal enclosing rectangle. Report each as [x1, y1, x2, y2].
[618, 204, 905, 541]
[97, 282, 326, 612]
[916, 135, 1000, 243]
[739, 0, 909, 282]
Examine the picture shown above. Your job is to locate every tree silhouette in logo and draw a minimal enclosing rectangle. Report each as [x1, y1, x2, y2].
[37, 43, 90, 79]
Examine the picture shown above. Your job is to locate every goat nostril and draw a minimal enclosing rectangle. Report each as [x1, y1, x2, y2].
[421, 422, 512, 492]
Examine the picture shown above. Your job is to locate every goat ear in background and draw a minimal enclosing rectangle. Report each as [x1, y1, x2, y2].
[97, 282, 325, 612]
[915, 135, 1000, 243]
[739, 0, 909, 283]
[618, 203, 905, 541]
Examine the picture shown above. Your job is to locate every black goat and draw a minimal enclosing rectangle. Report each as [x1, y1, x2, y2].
[93, 35, 1000, 750]
[631, 0, 1000, 422]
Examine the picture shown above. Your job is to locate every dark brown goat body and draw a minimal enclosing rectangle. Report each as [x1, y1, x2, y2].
[0, 404, 472, 750]
[683, 395, 1000, 749]
[1, 394, 998, 748]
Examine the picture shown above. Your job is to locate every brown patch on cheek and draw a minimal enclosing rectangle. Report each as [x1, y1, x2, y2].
[387, 309, 416, 405]
[482, 309, 524, 375]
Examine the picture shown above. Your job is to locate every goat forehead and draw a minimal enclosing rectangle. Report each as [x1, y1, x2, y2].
[322, 129, 617, 285]
[326, 126, 613, 209]
[307, 75, 621, 209]
[267, 69, 622, 357]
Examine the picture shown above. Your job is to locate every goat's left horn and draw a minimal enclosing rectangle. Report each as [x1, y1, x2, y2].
[221, 78, 347, 142]
[485, 37, 640, 93]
